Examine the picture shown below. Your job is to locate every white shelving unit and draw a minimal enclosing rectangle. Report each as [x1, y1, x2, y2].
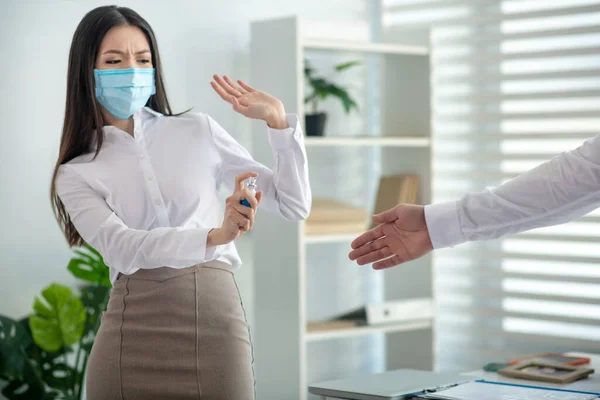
[251, 16, 433, 400]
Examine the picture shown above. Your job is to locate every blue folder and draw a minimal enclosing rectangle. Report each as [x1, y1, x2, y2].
[476, 379, 600, 396]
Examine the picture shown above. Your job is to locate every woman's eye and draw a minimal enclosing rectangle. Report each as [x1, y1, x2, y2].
[138, 59, 150, 64]
[106, 59, 121, 64]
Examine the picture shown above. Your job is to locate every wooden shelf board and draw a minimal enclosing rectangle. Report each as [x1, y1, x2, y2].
[305, 320, 433, 342]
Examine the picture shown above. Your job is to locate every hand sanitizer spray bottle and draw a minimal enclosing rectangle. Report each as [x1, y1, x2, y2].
[240, 177, 257, 207]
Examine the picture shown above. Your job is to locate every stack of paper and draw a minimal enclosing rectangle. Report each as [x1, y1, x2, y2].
[306, 319, 362, 332]
[422, 381, 598, 400]
[306, 198, 369, 235]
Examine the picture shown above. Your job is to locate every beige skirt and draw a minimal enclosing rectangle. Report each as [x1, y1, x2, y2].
[85, 261, 255, 400]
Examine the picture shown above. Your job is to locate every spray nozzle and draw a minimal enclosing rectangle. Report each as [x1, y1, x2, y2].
[240, 177, 257, 207]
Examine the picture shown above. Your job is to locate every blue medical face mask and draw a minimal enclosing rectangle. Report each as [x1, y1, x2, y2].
[94, 68, 156, 120]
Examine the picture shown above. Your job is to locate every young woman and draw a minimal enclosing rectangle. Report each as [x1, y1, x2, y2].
[50, 6, 311, 399]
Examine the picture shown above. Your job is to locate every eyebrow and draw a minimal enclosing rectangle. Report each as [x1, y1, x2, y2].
[102, 49, 151, 55]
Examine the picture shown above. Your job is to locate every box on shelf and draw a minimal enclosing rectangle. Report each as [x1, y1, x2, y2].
[371, 175, 419, 229]
[338, 297, 434, 326]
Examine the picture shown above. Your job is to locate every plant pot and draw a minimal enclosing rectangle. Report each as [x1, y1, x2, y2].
[305, 112, 327, 137]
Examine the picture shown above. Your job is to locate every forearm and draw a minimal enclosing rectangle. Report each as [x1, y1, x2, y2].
[425, 134, 600, 248]
[211, 114, 311, 220]
[265, 103, 289, 130]
[88, 216, 217, 274]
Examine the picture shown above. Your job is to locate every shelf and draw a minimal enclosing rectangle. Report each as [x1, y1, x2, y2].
[304, 136, 430, 147]
[305, 320, 432, 342]
[251, 17, 434, 399]
[304, 233, 362, 244]
[302, 39, 429, 56]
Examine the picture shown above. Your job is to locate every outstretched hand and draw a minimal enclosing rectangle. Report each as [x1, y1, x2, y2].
[210, 75, 288, 130]
[348, 204, 433, 269]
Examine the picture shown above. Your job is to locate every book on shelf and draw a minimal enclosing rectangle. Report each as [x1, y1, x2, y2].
[306, 319, 363, 332]
[306, 198, 369, 235]
[305, 221, 368, 235]
[371, 174, 420, 229]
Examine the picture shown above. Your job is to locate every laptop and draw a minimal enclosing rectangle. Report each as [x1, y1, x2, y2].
[308, 369, 469, 400]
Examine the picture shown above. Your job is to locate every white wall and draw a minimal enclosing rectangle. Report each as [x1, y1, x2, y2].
[0, 0, 369, 325]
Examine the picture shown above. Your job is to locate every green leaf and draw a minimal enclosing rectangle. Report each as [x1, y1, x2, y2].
[76, 283, 110, 397]
[1, 357, 45, 400]
[41, 362, 75, 392]
[80, 285, 110, 339]
[44, 391, 75, 400]
[304, 59, 314, 78]
[334, 60, 360, 72]
[304, 60, 359, 114]
[304, 66, 314, 78]
[0, 316, 32, 380]
[1, 379, 45, 400]
[322, 83, 359, 114]
[20, 317, 70, 368]
[304, 93, 318, 104]
[339, 91, 359, 114]
[67, 245, 111, 287]
[308, 77, 328, 89]
[29, 284, 85, 352]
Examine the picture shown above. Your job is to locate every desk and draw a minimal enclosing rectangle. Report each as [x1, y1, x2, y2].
[310, 352, 599, 400]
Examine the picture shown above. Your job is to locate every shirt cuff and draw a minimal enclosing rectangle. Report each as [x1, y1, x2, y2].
[424, 201, 464, 249]
[267, 114, 302, 150]
[182, 227, 218, 263]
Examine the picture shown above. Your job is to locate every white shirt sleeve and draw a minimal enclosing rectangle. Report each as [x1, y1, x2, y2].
[56, 166, 217, 274]
[425, 134, 600, 249]
[207, 114, 312, 220]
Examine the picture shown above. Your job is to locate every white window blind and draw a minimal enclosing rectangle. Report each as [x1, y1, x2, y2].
[383, 0, 600, 371]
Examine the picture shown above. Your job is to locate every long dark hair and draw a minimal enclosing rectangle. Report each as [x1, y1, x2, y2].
[51, 6, 175, 247]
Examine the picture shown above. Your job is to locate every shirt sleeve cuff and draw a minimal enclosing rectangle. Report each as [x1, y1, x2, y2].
[180, 227, 218, 263]
[424, 201, 464, 249]
[267, 114, 302, 150]
[204, 229, 219, 261]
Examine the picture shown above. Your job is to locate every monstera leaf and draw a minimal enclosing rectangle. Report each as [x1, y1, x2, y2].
[41, 362, 76, 393]
[29, 284, 86, 352]
[0, 317, 45, 400]
[0, 316, 31, 380]
[67, 245, 111, 287]
[79, 284, 110, 351]
[1, 365, 45, 400]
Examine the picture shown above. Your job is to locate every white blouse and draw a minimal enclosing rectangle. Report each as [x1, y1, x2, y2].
[56, 107, 311, 284]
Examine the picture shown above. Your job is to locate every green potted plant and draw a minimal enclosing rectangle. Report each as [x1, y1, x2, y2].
[304, 59, 360, 137]
[0, 245, 111, 399]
